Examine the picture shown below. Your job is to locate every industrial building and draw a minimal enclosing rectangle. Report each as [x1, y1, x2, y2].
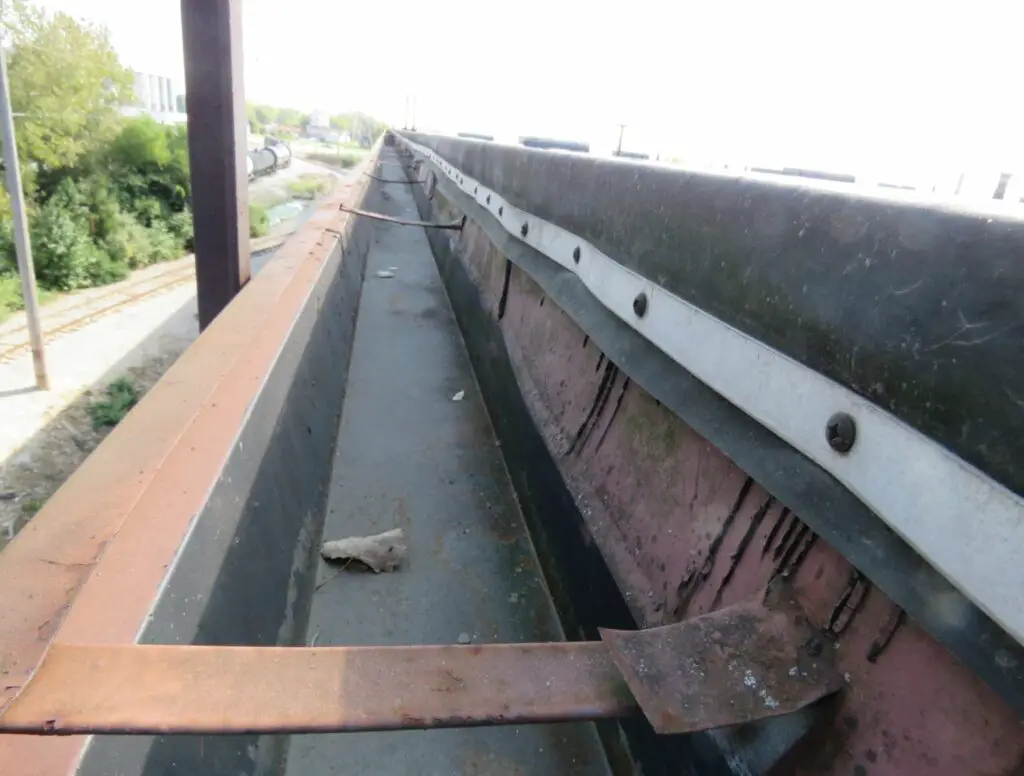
[124, 70, 187, 124]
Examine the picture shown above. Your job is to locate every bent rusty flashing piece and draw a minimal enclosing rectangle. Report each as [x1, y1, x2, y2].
[338, 204, 464, 230]
[0, 588, 842, 737]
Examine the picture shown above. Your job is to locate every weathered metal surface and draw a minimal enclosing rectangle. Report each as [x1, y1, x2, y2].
[0, 643, 635, 734]
[402, 133, 1024, 504]
[181, 0, 251, 329]
[601, 589, 843, 735]
[339, 204, 464, 229]
[411, 171, 1024, 774]
[412, 147, 1024, 722]
[403, 136, 1024, 662]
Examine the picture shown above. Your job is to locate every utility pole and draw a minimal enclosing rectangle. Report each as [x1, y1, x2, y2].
[0, 38, 48, 389]
[615, 124, 626, 156]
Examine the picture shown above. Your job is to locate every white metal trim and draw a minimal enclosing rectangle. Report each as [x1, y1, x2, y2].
[398, 136, 1024, 648]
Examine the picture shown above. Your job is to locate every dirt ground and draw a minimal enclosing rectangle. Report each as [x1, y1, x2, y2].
[0, 345, 189, 549]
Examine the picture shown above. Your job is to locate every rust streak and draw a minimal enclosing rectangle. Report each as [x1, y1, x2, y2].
[826, 570, 871, 636]
[772, 513, 803, 563]
[497, 259, 512, 321]
[711, 496, 775, 609]
[594, 377, 630, 453]
[761, 506, 790, 557]
[567, 361, 618, 455]
[782, 532, 817, 579]
[867, 606, 907, 663]
[674, 477, 753, 619]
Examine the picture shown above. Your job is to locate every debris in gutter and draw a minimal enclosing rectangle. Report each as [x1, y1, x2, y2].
[321, 528, 407, 573]
[451, 390, 465, 401]
[376, 270, 395, 279]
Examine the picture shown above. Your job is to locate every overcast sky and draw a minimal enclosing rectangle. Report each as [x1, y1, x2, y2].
[39, 0, 1024, 175]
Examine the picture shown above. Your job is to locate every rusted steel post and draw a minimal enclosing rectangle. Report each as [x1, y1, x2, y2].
[180, 0, 250, 330]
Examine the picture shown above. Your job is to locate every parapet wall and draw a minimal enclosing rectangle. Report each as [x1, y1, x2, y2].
[395, 132, 1024, 776]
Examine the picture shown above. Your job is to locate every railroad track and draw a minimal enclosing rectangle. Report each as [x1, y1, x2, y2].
[0, 264, 197, 365]
[0, 237, 288, 365]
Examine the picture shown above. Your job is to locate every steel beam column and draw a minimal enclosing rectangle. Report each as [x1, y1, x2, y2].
[180, 0, 250, 330]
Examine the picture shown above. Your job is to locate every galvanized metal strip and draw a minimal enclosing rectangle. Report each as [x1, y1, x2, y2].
[398, 135, 1024, 650]
[0, 643, 635, 734]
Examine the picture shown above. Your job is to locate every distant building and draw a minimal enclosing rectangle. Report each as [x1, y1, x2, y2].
[305, 110, 331, 140]
[123, 70, 187, 125]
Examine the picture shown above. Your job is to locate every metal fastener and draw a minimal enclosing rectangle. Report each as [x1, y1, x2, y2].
[633, 292, 648, 318]
[498, 206, 504, 217]
[573, 246, 581, 264]
[826, 413, 856, 453]
[486, 194, 491, 205]
[521, 222, 529, 237]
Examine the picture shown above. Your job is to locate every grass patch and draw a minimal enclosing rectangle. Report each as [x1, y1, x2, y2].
[305, 151, 362, 170]
[89, 376, 140, 429]
[0, 273, 56, 323]
[20, 498, 42, 517]
[249, 204, 270, 238]
[287, 174, 332, 200]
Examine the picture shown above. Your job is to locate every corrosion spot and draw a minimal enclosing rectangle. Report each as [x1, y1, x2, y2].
[865, 749, 877, 763]
[843, 715, 859, 732]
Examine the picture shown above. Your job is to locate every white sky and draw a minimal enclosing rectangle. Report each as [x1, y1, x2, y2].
[40, 0, 1024, 175]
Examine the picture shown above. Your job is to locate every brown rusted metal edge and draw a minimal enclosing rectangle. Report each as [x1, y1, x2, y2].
[600, 585, 845, 734]
[0, 643, 635, 735]
[0, 591, 843, 738]
[339, 204, 465, 230]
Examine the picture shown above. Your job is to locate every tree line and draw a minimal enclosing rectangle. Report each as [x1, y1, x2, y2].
[0, 1, 389, 319]
[246, 104, 387, 148]
[0, 1, 201, 317]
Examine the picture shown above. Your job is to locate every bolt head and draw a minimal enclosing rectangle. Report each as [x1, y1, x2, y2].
[826, 412, 856, 453]
[633, 292, 648, 318]
[521, 222, 529, 237]
[573, 246, 581, 263]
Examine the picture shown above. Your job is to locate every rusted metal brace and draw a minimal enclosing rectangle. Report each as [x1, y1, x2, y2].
[339, 204, 465, 231]
[0, 587, 842, 736]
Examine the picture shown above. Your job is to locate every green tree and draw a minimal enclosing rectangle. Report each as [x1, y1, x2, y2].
[253, 103, 277, 126]
[3, 0, 133, 173]
[276, 107, 304, 128]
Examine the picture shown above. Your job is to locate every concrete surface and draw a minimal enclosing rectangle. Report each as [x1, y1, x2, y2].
[284, 150, 610, 776]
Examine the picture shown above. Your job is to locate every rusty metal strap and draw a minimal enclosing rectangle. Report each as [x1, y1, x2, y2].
[339, 205, 464, 230]
[0, 590, 841, 737]
[0, 643, 634, 735]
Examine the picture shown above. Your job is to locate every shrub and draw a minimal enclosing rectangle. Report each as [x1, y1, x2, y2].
[288, 174, 330, 200]
[30, 198, 127, 290]
[89, 376, 140, 428]
[249, 204, 269, 238]
[310, 151, 360, 169]
[0, 272, 24, 320]
[167, 207, 193, 249]
[145, 223, 181, 263]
